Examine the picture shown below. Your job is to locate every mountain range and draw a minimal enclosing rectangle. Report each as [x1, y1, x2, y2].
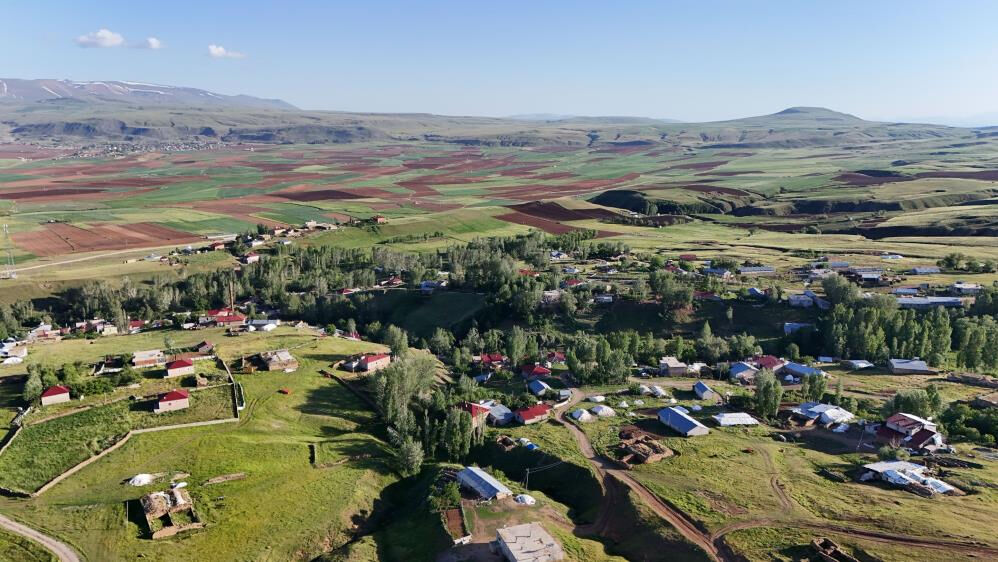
[0, 78, 990, 147]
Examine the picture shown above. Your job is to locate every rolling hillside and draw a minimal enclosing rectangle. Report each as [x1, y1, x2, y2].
[0, 79, 984, 147]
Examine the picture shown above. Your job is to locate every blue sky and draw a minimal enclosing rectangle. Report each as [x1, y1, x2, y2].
[3, 1, 998, 123]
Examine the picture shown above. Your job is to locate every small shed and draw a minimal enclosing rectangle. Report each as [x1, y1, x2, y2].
[40, 385, 71, 406]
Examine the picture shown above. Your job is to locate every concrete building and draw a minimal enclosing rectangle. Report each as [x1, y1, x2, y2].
[493, 522, 565, 562]
[359, 353, 391, 372]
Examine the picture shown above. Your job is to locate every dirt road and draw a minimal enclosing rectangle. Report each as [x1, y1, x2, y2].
[553, 390, 725, 561]
[0, 513, 81, 562]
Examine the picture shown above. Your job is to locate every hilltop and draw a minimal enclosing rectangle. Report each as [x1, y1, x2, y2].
[0, 78, 977, 147]
[0, 78, 295, 110]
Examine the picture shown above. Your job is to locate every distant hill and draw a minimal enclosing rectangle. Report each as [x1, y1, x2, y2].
[0, 78, 295, 110]
[0, 80, 976, 148]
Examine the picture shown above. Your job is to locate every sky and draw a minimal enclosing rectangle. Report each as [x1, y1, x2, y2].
[3, 0, 998, 124]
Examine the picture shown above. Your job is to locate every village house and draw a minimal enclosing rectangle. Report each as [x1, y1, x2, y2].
[372, 215, 388, 224]
[859, 460, 956, 495]
[888, 358, 934, 375]
[521, 363, 551, 378]
[704, 267, 732, 279]
[659, 356, 687, 376]
[896, 296, 964, 310]
[951, 281, 982, 295]
[40, 385, 71, 406]
[729, 361, 758, 384]
[713, 412, 759, 426]
[261, 349, 299, 372]
[460, 402, 490, 429]
[457, 466, 512, 500]
[658, 407, 710, 437]
[515, 404, 552, 425]
[154, 389, 190, 413]
[753, 355, 786, 372]
[876, 413, 946, 452]
[546, 351, 566, 364]
[841, 359, 874, 370]
[359, 353, 391, 372]
[132, 349, 166, 368]
[694, 380, 717, 401]
[594, 294, 614, 304]
[791, 402, 854, 425]
[195, 341, 214, 355]
[782, 362, 825, 379]
[479, 400, 514, 425]
[737, 265, 776, 276]
[492, 522, 565, 562]
[165, 359, 196, 378]
[528, 379, 553, 397]
[911, 266, 941, 275]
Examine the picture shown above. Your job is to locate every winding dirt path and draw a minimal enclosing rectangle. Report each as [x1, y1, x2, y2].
[0, 513, 81, 562]
[553, 387, 998, 561]
[552, 390, 724, 561]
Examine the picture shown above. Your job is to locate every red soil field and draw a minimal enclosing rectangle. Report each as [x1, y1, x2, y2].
[13, 222, 201, 257]
[272, 189, 366, 202]
[0, 188, 107, 200]
[699, 170, 764, 176]
[833, 173, 911, 187]
[917, 170, 998, 181]
[508, 201, 621, 221]
[668, 160, 729, 171]
[495, 211, 579, 234]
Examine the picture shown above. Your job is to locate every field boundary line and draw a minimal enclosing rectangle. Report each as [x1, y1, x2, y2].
[0, 425, 22, 457]
[31, 416, 238, 497]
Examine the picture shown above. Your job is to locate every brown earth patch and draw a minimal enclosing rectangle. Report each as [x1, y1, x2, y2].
[699, 170, 764, 176]
[271, 189, 365, 202]
[13, 222, 200, 256]
[668, 160, 729, 171]
[508, 201, 621, 221]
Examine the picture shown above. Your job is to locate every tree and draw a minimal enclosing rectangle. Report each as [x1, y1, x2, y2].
[506, 326, 527, 366]
[834, 377, 843, 406]
[429, 328, 455, 357]
[786, 342, 801, 362]
[754, 369, 783, 420]
[23, 371, 42, 402]
[384, 325, 409, 357]
[725, 306, 734, 325]
[394, 436, 424, 477]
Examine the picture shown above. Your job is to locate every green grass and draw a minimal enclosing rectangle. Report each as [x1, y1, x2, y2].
[0, 384, 235, 493]
[0, 528, 57, 562]
[0, 336, 399, 561]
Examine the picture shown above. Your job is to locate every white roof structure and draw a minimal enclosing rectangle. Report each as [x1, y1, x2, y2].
[570, 409, 593, 422]
[590, 405, 616, 417]
[590, 395, 606, 403]
[650, 386, 668, 398]
[794, 402, 855, 424]
[712, 412, 759, 426]
[495, 522, 565, 562]
[514, 494, 536, 505]
[658, 407, 710, 437]
[456, 466, 512, 500]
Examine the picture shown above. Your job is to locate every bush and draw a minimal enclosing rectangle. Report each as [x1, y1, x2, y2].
[70, 378, 115, 397]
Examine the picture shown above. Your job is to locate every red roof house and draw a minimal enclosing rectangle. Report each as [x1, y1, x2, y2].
[461, 401, 490, 428]
[359, 353, 392, 372]
[515, 404, 552, 425]
[165, 358, 196, 378]
[521, 364, 552, 378]
[215, 314, 246, 327]
[547, 351, 566, 363]
[480, 352, 506, 366]
[40, 385, 71, 406]
[155, 389, 190, 413]
[754, 355, 785, 371]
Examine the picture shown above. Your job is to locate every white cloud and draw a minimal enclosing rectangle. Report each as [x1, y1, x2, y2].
[143, 37, 163, 49]
[75, 28, 125, 48]
[208, 44, 245, 59]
